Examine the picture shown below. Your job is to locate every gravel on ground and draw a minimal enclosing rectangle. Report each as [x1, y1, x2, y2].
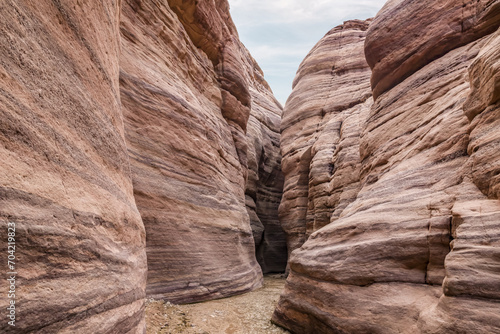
[145, 275, 290, 334]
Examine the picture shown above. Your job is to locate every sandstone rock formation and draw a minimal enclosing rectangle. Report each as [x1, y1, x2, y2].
[0, 0, 284, 331]
[273, 1, 500, 333]
[0, 1, 146, 332]
[279, 19, 373, 261]
[366, 0, 500, 100]
[246, 82, 286, 274]
[167, 0, 287, 274]
[120, 0, 285, 303]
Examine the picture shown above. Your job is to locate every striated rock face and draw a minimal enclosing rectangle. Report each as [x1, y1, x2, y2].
[279, 19, 373, 261]
[120, 0, 285, 303]
[0, 1, 147, 333]
[246, 77, 287, 274]
[366, 0, 500, 100]
[0, 0, 284, 331]
[274, 1, 500, 333]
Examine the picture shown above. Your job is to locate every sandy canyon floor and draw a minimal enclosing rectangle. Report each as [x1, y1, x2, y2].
[146, 275, 290, 334]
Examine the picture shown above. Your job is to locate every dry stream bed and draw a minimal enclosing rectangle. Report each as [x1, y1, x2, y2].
[146, 275, 290, 334]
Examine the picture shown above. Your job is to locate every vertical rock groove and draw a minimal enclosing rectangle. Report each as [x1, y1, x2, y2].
[279, 19, 373, 261]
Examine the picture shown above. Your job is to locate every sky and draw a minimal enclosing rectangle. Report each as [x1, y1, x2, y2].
[228, 0, 387, 106]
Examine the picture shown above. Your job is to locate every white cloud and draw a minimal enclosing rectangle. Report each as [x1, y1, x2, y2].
[244, 44, 310, 61]
[230, 0, 386, 25]
[228, 0, 387, 105]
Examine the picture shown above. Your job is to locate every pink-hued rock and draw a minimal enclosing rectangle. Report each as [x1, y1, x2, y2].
[279, 19, 372, 263]
[246, 78, 287, 274]
[464, 27, 500, 199]
[365, 0, 500, 99]
[0, 0, 284, 331]
[0, 1, 146, 332]
[120, 0, 284, 303]
[273, 1, 500, 333]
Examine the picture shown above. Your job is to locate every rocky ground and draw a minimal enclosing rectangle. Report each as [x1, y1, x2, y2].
[146, 275, 289, 334]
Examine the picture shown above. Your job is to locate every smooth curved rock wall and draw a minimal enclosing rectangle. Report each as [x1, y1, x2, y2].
[120, 0, 285, 303]
[273, 1, 500, 332]
[0, 0, 285, 331]
[0, 1, 147, 332]
[279, 19, 373, 261]
[365, 0, 500, 99]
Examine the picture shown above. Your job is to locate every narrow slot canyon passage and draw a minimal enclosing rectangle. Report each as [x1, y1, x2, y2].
[145, 275, 289, 334]
[1, 0, 499, 333]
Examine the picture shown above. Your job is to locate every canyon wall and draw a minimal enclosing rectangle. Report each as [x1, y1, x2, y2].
[279, 19, 373, 259]
[246, 80, 287, 274]
[273, 1, 500, 333]
[0, 0, 284, 331]
[0, 1, 147, 332]
[120, 0, 285, 304]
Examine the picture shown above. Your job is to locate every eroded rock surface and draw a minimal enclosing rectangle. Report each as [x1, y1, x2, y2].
[365, 0, 500, 99]
[246, 72, 286, 274]
[0, 1, 146, 332]
[0, 0, 284, 331]
[279, 19, 373, 261]
[120, 0, 285, 303]
[273, 2, 500, 333]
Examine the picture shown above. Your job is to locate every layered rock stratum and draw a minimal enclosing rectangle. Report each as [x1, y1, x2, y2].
[246, 81, 287, 274]
[0, 0, 284, 331]
[120, 0, 285, 303]
[274, 1, 500, 333]
[0, 1, 146, 332]
[278, 19, 373, 261]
